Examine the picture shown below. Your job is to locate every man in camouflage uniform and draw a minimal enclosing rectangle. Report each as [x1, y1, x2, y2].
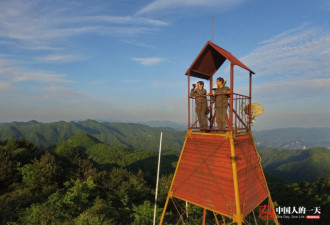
[212, 77, 230, 130]
[190, 81, 208, 129]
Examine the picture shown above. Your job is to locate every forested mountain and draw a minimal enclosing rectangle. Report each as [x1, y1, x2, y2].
[259, 147, 330, 182]
[0, 137, 329, 224]
[54, 133, 178, 176]
[254, 127, 330, 149]
[140, 120, 186, 130]
[0, 120, 185, 152]
[0, 136, 179, 225]
[1, 120, 330, 151]
[266, 174, 330, 225]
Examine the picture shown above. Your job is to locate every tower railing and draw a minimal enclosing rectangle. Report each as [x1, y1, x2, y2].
[189, 92, 250, 133]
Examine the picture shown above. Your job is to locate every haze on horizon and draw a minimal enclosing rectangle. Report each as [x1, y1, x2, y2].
[0, 0, 330, 130]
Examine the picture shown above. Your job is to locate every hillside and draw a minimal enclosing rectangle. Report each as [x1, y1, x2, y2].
[1, 120, 330, 183]
[54, 133, 330, 183]
[1, 121, 330, 151]
[259, 147, 330, 182]
[140, 120, 186, 130]
[0, 120, 185, 152]
[55, 133, 178, 176]
[254, 127, 330, 149]
[1, 137, 329, 225]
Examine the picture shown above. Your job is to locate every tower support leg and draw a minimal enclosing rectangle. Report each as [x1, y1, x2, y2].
[229, 131, 243, 225]
[213, 212, 220, 225]
[202, 208, 206, 225]
[159, 195, 170, 225]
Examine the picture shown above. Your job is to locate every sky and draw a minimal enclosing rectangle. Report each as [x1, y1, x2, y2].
[0, 0, 329, 130]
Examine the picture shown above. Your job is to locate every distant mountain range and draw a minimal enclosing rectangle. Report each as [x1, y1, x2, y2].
[253, 127, 330, 149]
[0, 120, 329, 183]
[259, 146, 330, 182]
[140, 120, 186, 130]
[1, 120, 329, 150]
[0, 120, 185, 152]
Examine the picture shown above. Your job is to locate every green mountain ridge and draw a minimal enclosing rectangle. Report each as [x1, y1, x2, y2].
[55, 132, 178, 176]
[2, 120, 330, 150]
[0, 120, 185, 152]
[254, 127, 330, 149]
[1, 120, 330, 183]
[55, 132, 330, 183]
[259, 147, 330, 182]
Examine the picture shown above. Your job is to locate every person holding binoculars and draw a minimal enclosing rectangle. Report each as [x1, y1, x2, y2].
[190, 81, 208, 130]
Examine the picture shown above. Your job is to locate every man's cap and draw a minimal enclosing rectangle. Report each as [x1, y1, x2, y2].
[217, 77, 227, 85]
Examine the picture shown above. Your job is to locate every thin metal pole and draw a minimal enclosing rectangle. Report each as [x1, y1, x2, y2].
[229, 63, 234, 131]
[212, 16, 214, 42]
[249, 72, 252, 130]
[188, 75, 191, 129]
[153, 132, 163, 225]
[210, 76, 213, 129]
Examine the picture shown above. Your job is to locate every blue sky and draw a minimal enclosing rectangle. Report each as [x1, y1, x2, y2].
[0, 0, 329, 130]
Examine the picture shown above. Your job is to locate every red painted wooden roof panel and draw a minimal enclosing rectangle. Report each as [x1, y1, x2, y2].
[235, 136, 268, 216]
[185, 41, 255, 80]
[171, 133, 268, 217]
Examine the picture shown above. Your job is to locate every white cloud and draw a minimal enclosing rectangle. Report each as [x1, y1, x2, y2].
[0, 58, 71, 91]
[252, 78, 330, 102]
[0, 0, 168, 50]
[237, 24, 330, 129]
[241, 24, 330, 79]
[38, 85, 91, 102]
[73, 15, 169, 26]
[137, 0, 245, 15]
[36, 54, 84, 63]
[131, 57, 164, 65]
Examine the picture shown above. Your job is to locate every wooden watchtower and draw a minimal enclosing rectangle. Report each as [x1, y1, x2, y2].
[159, 42, 279, 225]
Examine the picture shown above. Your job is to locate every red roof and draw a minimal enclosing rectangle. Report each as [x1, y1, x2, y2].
[185, 41, 255, 80]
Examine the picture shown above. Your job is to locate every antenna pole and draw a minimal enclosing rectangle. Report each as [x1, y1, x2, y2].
[153, 132, 163, 225]
[212, 16, 214, 42]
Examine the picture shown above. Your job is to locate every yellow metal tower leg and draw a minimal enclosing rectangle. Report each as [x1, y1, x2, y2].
[229, 131, 243, 225]
[159, 195, 170, 225]
[202, 208, 206, 225]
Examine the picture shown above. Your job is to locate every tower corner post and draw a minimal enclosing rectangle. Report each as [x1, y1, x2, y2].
[248, 72, 252, 130]
[188, 74, 191, 129]
[229, 63, 234, 131]
[229, 131, 243, 225]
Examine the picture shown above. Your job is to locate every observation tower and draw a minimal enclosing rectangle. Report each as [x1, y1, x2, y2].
[159, 41, 279, 225]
